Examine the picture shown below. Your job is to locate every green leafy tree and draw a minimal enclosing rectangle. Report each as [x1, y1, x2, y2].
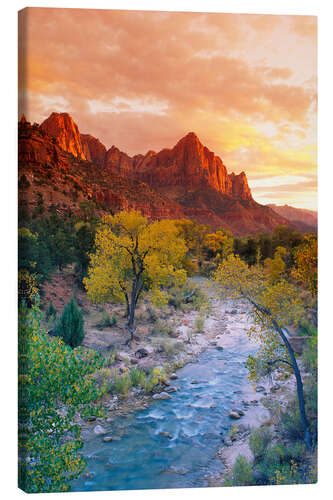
[18, 301, 106, 492]
[55, 297, 84, 348]
[214, 254, 313, 449]
[84, 210, 187, 342]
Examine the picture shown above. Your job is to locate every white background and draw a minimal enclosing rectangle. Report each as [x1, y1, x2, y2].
[1, 1, 332, 499]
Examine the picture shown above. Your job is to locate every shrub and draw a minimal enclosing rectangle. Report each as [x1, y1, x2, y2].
[114, 373, 131, 396]
[228, 456, 255, 486]
[95, 311, 117, 329]
[46, 300, 57, 321]
[152, 337, 182, 356]
[249, 427, 271, 461]
[129, 367, 146, 387]
[194, 315, 205, 332]
[279, 406, 304, 441]
[56, 297, 85, 348]
[151, 319, 173, 336]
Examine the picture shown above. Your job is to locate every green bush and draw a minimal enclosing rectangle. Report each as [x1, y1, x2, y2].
[56, 297, 84, 348]
[229, 456, 255, 486]
[249, 427, 271, 461]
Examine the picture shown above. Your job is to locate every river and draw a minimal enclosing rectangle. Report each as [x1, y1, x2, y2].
[71, 302, 270, 492]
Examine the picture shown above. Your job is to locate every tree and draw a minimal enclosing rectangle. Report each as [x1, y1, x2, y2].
[214, 254, 313, 449]
[175, 219, 210, 266]
[264, 246, 288, 284]
[84, 210, 187, 342]
[55, 297, 84, 348]
[203, 229, 234, 261]
[18, 301, 106, 492]
[291, 235, 317, 296]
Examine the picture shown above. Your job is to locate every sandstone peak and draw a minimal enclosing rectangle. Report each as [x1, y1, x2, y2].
[41, 112, 86, 160]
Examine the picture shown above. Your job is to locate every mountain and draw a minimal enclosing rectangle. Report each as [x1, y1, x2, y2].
[19, 112, 295, 235]
[267, 204, 317, 232]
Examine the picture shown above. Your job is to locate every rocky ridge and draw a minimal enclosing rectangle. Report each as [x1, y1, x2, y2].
[19, 112, 295, 235]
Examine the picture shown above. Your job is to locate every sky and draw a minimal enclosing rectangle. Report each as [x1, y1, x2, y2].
[18, 8, 317, 210]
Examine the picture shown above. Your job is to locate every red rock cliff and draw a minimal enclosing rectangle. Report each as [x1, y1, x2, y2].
[41, 112, 86, 160]
[81, 133, 107, 164]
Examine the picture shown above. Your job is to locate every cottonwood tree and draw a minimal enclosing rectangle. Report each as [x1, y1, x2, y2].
[84, 210, 187, 342]
[214, 254, 313, 449]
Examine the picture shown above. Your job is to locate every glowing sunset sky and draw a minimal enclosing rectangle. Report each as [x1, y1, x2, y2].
[18, 8, 317, 210]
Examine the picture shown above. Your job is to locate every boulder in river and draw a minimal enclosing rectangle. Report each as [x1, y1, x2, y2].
[152, 392, 172, 400]
[169, 373, 178, 380]
[229, 411, 241, 419]
[93, 424, 106, 435]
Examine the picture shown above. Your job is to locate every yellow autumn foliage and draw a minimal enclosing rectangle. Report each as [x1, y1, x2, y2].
[84, 210, 188, 311]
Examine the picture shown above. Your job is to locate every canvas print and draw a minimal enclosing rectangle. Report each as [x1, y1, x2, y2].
[18, 7, 317, 493]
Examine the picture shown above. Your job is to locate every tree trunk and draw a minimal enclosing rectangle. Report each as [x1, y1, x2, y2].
[125, 280, 137, 344]
[272, 319, 312, 450]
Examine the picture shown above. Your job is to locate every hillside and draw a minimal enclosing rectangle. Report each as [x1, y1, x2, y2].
[267, 204, 317, 232]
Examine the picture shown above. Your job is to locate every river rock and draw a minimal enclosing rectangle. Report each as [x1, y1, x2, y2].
[255, 385, 265, 392]
[152, 392, 172, 400]
[166, 386, 179, 393]
[169, 373, 178, 380]
[158, 431, 172, 439]
[93, 424, 106, 435]
[103, 436, 113, 442]
[229, 411, 241, 419]
[232, 408, 245, 416]
[270, 384, 281, 392]
[168, 466, 189, 475]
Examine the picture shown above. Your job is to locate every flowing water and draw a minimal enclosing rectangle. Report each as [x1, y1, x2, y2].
[72, 308, 268, 492]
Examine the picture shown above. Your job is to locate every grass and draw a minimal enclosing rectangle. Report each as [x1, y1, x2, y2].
[111, 366, 168, 396]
